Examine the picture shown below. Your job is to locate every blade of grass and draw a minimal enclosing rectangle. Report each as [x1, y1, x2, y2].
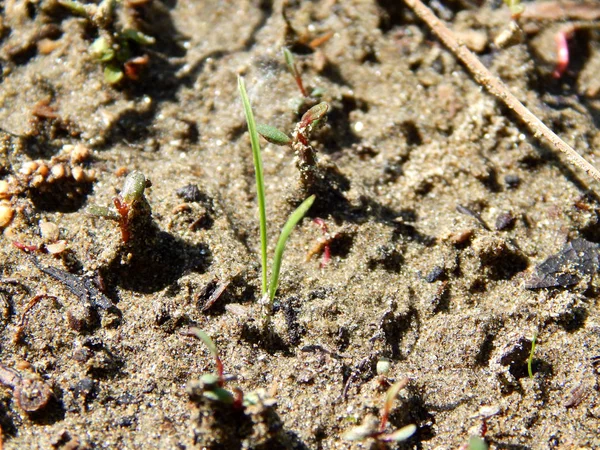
[269, 195, 316, 302]
[528, 332, 538, 379]
[238, 76, 268, 296]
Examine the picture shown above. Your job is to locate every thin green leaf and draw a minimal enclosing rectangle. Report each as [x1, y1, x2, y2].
[86, 205, 119, 221]
[256, 123, 292, 146]
[528, 332, 538, 379]
[57, 0, 89, 17]
[283, 47, 298, 78]
[238, 76, 268, 296]
[380, 424, 417, 442]
[186, 328, 218, 358]
[269, 195, 315, 302]
[122, 29, 156, 45]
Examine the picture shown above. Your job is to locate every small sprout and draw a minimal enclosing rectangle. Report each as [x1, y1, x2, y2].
[344, 378, 416, 445]
[121, 170, 146, 205]
[503, 0, 524, 18]
[104, 65, 124, 84]
[239, 76, 316, 322]
[89, 37, 114, 62]
[468, 436, 489, 450]
[184, 328, 224, 384]
[381, 378, 409, 431]
[283, 47, 307, 97]
[121, 29, 156, 45]
[300, 102, 329, 129]
[256, 124, 292, 146]
[528, 332, 538, 379]
[268, 194, 315, 303]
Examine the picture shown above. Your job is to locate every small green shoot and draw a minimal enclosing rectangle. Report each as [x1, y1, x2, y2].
[184, 327, 224, 383]
[238, 76, 268, 296]
[58, 0, 154, 84]
[238, 76, 315, 317]
[468, 436, 489, 450]
[528, 332, 538, 379]
[269, 195, 315, 302]
[183, 328, 242, 408]
[344, 378, 416, 444]
[503, 0, 524, 18]
[283, 47, 307, 97]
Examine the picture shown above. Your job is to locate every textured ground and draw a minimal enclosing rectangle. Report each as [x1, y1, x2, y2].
[0, 0, 600, 448]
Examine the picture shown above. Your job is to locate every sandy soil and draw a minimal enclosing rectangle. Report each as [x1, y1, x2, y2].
[0, 0, 600, 448]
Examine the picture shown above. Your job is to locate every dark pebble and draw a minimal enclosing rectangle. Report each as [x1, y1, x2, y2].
[504, 174, 520, 189]
[425, 266, 444, 283]
[495, 212, 515, 231]
[176, 184, 201, 202]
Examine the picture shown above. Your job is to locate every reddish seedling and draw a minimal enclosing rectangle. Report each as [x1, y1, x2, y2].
[306, 218, 340, 268]
[182, 327, 224, 385]
[344, 378, 417, 445]
[284, 47, 308, 98]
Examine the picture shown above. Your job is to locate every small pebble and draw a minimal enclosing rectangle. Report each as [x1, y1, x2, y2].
[0, 180, 9, 198]
[495, 212, 515, 231]
[72, 166, 85, 182]
[0, 202, 14, 227]
[51, 163, 66, 180]
[69, 144, 91, 164]
[425, 266, 445, 283]
[504, 174, 520, 189]
[176, 184, 202, 202]
[39, 221, 60, 241]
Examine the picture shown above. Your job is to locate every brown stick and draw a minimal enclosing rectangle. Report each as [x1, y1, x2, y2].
[402, 0, 600, 185]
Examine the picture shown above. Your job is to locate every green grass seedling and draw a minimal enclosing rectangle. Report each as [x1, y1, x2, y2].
[528, 332, 538, 379]
[238, 76, 315, 318]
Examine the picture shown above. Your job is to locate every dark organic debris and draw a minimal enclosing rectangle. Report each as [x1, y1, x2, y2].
[176, 184, 202, 202]
[456, 204, 490, 231]
[28, 255, 115, 310]
[524, 238, 600, 289]
[0, 363, 53, 413]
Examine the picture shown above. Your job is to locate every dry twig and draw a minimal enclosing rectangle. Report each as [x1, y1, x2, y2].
[402, 0, 600, 185]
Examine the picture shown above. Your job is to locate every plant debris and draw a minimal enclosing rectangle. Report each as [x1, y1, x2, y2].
[524, 238, 600, 289]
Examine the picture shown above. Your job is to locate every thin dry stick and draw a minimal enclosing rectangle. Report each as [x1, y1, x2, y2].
[402, 0, 600, 184]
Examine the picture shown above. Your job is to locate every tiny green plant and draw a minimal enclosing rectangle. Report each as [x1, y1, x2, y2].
[343, 378, 417, 445]
[58, 0, 155, 84]
[503, 0, 524, 18]
[283, 47, 307, 98]
[238, 76, 316, 319]
[254, 102, 329, 193]
[182, 327, 240, 406]
[528, 332, 538, 379]
[87, 170, 150, 243]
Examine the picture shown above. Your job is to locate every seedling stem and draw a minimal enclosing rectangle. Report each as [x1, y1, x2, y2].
[238, 76, 268, 296]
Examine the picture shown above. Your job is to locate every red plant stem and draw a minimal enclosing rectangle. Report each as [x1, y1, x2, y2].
[216, 356, 224, 386]
[295, 74, 308, 98]
[232, 387, 244, 410]
[12, 242, 39, 252]
[113, 197, 130, 243]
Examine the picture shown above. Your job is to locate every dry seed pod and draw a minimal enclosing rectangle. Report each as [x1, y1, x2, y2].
[14, 378, 53, 412]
